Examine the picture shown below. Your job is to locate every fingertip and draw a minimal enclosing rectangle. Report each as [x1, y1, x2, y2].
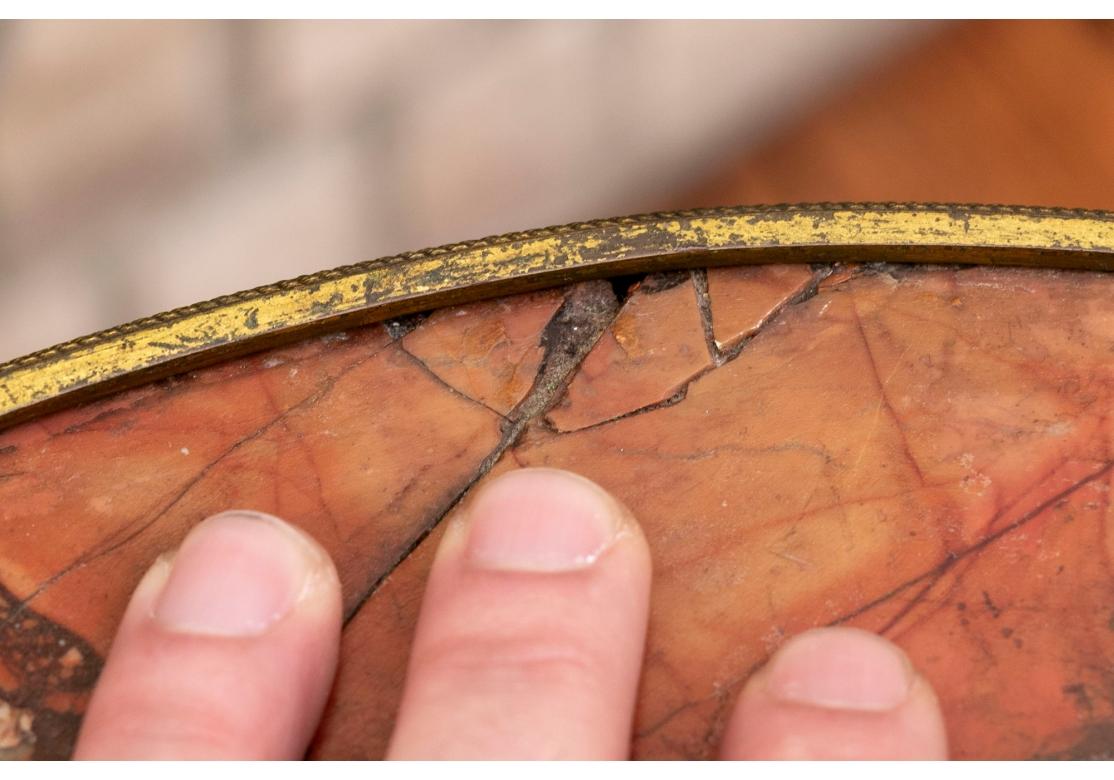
[444, 467, 649, 572]
[762, 627, 915, 712]
[390, 467, 652, 759]
[150, 510, 339, 637]
[76, 510, 342, 759]
[722, 627, 948, 760]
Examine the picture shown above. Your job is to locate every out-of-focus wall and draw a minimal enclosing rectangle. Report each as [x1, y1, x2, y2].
[683, 21, 1114, 213]
[0, 21, 933, 361]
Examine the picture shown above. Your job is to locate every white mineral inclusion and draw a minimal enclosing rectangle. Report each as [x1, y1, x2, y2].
[1045, 421, 1073, 437]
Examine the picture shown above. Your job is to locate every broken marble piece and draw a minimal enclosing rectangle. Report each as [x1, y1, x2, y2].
[545, 273, 709, 432]
[704, 264, 816, 351]
[401, 290, 565, 416]
[1, 264, 1113, 760]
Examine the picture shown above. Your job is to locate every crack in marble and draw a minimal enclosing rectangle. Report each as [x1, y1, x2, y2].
[395, 343, 508, 421]
[634, 457, 1114, 757]
[834, 459, 1114, 630]
[690, 269, 721, 365]
[552, 265, 835, 434]
[3, 340, 397, 622]
[342, 281, 621, 625]
[4, 261, 1114, 760]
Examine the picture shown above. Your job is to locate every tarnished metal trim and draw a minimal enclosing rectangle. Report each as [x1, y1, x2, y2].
[1, 203, 1112, 430]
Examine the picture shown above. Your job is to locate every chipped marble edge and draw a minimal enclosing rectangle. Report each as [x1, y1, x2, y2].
[1, 203, 1113, 431]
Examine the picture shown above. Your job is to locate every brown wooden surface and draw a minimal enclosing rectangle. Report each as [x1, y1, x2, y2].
[3, 261, 1114, 759]
[679, 21, 1114, 212]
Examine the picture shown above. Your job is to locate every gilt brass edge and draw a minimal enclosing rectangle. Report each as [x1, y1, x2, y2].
[1, 203, 1112, 430]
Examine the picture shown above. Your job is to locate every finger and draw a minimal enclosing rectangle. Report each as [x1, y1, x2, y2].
[387, 468, 652, 759]
[721, 627, 948, 760]
[75, 510, 342, 759]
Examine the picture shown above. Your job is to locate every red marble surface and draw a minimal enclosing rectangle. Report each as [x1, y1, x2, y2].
[1, 263, 1113, 759]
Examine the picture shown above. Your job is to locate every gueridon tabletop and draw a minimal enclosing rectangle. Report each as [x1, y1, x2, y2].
[1, 203, 1113, 759]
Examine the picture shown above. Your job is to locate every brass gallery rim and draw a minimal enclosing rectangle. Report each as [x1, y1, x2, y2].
[2, 202, 1113, 430]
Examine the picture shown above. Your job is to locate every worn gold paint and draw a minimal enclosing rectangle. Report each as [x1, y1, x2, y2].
[2, 204, 1112, 429]
[618, 224, 652, 239]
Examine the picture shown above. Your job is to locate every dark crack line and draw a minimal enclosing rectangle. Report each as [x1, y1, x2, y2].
[395, 343, 508, 421]
[59, 393, 159, 435]
[718, 265, 834, 363]
[6, 429, 282, 625]
[556, 266, 835, 435]
[84, 354, 381, 560]
[637, 458, 1114, 748]
[566, 385, 692, 433]
[342, 413, 530, 625]
[56, 332, 386, 437]
[690, 269, 721, 365]
[342, 282, 621, 625]
[884, 457, 1114, 645]
[831, 458, 1114, 629]
[636, 658, 759, 747]
[3, 344, 393, 626]
[873, 576, 948, 636]
[635, 698, 703, 741]
[636, 687, 721, 741]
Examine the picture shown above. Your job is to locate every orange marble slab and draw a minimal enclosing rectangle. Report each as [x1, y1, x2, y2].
[1, 262, 1114, 759]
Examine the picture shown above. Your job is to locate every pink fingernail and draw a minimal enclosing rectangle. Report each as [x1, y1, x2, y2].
[763, 628, 913, 712]
[465, 468, 625, 572]
[153, 510, 325, 636]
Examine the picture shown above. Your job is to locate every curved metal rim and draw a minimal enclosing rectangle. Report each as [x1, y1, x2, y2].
[2, 202, 1113, 430]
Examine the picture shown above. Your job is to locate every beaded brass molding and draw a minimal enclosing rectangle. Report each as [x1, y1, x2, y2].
[2, 203, 1113, 430]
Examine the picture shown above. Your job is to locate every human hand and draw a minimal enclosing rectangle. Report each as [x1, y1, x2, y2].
[73, 468, 947, 760]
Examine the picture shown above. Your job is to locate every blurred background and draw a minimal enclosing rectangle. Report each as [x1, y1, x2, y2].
[0, 20, 1112, 363]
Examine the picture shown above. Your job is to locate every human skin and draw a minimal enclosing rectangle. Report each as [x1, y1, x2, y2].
[72, 468, 948, 760]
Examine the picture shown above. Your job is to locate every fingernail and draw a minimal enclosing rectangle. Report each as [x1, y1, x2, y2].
[153, 510, 329, 636]
[763, 628, 913, 712]
[464, 468, 626, 572]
